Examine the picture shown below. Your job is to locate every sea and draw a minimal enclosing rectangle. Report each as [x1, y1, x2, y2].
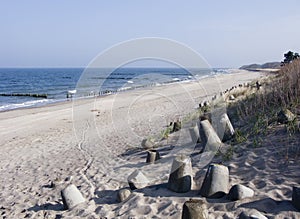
[0, 68, 229, 112]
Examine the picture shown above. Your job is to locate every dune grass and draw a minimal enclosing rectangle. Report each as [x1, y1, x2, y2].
[238, 59, 300, 119]
[226, 60, 300, 160]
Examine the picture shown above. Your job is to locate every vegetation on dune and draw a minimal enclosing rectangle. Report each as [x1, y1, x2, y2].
[227, 53, 300, 160]
[238, 58, 300, 117]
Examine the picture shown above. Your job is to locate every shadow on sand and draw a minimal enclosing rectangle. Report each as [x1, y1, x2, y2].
[28, 202, 64, 212]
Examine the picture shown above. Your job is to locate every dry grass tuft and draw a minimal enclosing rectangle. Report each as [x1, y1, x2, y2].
[234, 59, 300, 123]
[227, 60, 300, 159]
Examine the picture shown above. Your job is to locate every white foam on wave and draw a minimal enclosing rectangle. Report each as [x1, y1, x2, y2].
[0, 99, 54, 112]
[117, 86, 132, 92]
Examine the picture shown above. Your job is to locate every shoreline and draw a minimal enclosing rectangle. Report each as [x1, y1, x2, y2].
[0, 69, 260, 115]
[0, 69, 252, 114]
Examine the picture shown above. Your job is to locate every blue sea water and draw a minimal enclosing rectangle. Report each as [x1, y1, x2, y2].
[0, 68, 229, 111]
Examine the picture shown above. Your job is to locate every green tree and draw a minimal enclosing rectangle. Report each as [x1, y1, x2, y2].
[282, 51, 299, 64]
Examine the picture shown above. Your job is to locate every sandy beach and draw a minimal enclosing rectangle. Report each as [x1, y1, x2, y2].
[1, 70, 299, 219]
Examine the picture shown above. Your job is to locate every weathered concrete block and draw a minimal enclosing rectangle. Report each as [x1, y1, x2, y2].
[173, 120, 182, 132]
[200, 164, 229, 198]
[61, 184, 85, 209]
[189, 123, 200, 144]
[292, 186, 300, 211]
[146, 150, 161, 163]
[117, 188, 131, 202]
[199, 119, 222, 152]
[182, 199, 208, 219]
[217, 113, 235, 142]
[127, 170, 149, 190]
[228, 184, 254, 201]
[168, 155, 193, 193]
[141, 139, 155, 149]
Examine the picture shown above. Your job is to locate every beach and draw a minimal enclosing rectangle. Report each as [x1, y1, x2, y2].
[1, 70, 299, 218]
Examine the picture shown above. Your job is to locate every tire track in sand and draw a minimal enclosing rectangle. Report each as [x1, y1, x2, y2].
[77, 120, 95, 198]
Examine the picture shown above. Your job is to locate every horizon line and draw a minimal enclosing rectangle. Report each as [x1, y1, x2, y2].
[0, 66, 235, 69]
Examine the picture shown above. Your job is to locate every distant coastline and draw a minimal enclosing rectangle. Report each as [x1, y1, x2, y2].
[239, 61, 281, 72]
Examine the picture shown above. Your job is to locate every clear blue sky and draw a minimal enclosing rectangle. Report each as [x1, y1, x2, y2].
[1, 0, 300, 68]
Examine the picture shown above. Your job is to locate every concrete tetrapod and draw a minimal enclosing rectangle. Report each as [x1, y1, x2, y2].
[228, 184, 254, 201]
[199, 119, 222, 152]
[61, 184, 85, 210]
[127, 170, 150, 190]
[146, 150, 161, 163]
[189, 123, 200, 144]
[181, 199, 208, 219]
[200, 164, 229, 198]
[141, 139, 155, 149]
[117, 188, 131, 202]
[168, 154, 193, 193]
[217, 113, 235, 142]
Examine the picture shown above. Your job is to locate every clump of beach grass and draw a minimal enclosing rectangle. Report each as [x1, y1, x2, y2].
[228, 59, 300, 159]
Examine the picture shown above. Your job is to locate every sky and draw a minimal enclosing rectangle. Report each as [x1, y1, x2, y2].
[1, 0, 300, 68]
